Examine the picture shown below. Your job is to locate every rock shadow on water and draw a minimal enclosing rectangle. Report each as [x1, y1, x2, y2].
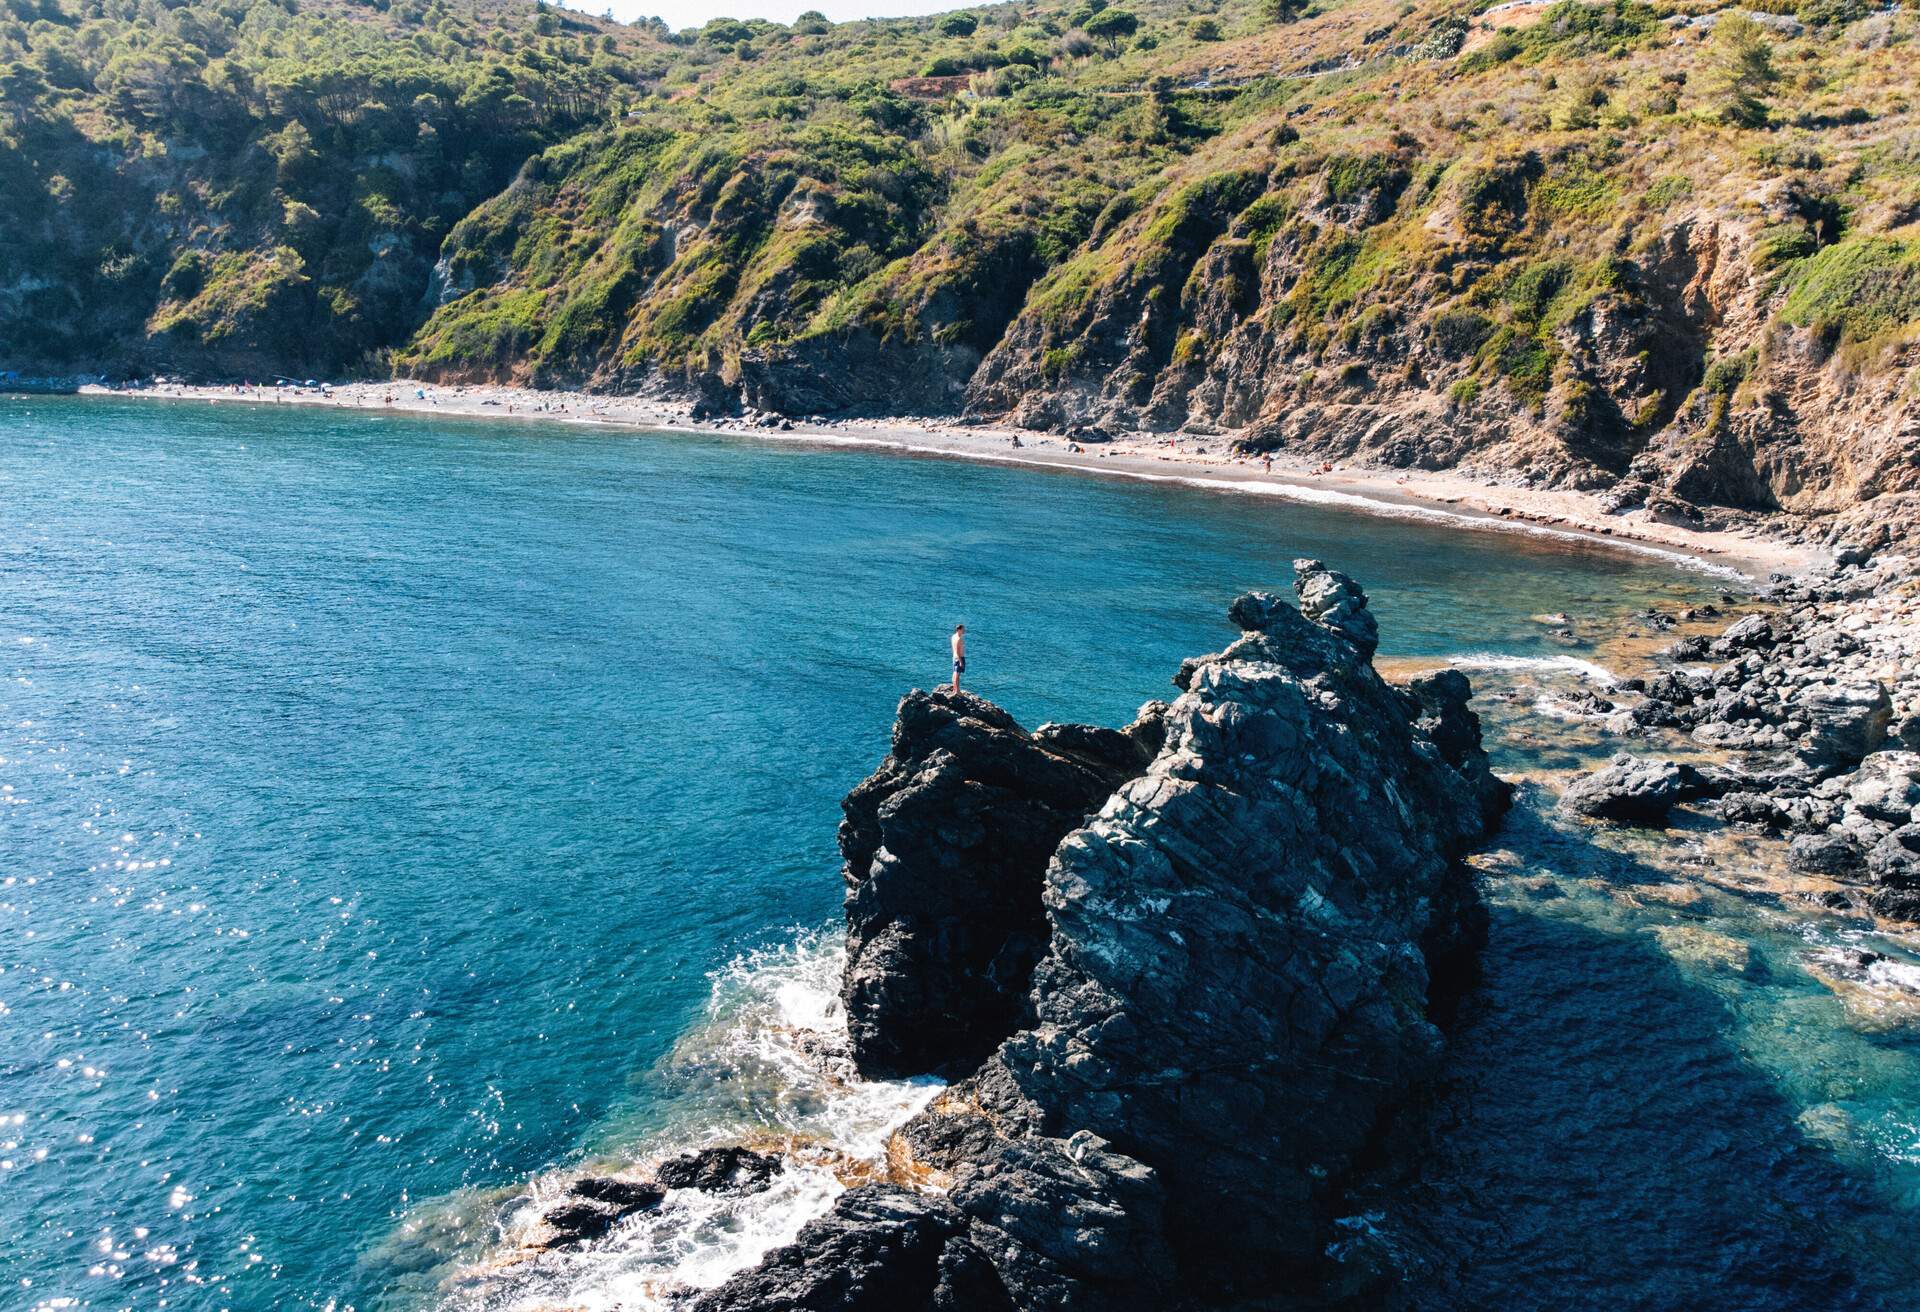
[1382, 903, 1918, 1311]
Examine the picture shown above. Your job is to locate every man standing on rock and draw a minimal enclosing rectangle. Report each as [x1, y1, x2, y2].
[948, 624, 966, 691]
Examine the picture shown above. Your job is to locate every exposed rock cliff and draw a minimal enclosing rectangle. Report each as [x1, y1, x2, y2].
[720, 562, 1510, 1308]
[838, 691, 1162, 1077]
[16, 0, 1914, 545]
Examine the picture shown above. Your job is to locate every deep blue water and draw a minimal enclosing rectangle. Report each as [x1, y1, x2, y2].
[2, 396, 1916, 1310]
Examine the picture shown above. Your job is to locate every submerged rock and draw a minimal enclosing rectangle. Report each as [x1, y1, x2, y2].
[1559, 754, 1713, 825]
[534, 1175, 666, 1249]
[729, 564, 1510, 1308]
[838, 689, 1156, 1078]
[537, 1201, 625, 1247]
[533, 1149, 779, 1252]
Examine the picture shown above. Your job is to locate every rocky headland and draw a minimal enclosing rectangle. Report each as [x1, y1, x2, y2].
[836, 692, 1164, 1079]
[689, 560, 1511, 1309]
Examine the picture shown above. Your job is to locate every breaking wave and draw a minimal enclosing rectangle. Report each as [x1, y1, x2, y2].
[1443, 652, 1621, 685]
[373, 930, 939, 1311]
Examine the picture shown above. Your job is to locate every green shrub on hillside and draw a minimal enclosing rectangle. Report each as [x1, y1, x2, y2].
[1780, 236, 1920, 348]
[3, 0, 1916, 410]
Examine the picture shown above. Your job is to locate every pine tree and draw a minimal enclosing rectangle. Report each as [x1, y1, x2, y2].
[1706, 14, 1777, 128]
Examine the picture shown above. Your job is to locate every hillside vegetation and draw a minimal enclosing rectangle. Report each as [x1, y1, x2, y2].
[4, 0, 1918, 538]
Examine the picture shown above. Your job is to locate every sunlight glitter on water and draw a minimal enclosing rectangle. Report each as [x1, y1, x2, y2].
[9, 395, 1912, 1310]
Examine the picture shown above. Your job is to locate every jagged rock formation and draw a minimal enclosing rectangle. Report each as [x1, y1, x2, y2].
[723, 562, 1510, 1307]
[654, 1146, 785, 1194]
[838, 692, 1163, 1077]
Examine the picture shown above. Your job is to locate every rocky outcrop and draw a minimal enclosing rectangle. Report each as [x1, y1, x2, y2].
[1625, 551, 1920, 920]
[536, 1178, 664, 1248]
[1559, 754, 1713, 825]
[838, 691, 1159, 1078]
[655, 1146, 784, 1194]
[688, 1185, 1014, 1312]
[530, 1148, 782, 1251]
[721, 562, 1509, 1307]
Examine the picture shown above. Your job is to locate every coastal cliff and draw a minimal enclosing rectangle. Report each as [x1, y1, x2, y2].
[837, 690, 1164, 1078]
[6, 0, 1918, 546]
[695, 562, 1510, 1309]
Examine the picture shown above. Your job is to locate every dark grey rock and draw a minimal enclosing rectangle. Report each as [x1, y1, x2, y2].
[1789, 681, 1892, 770]
[1867, 825, 1920, 890]
[1225, 588, 1293, 634]
[1559, 754, 1712, 825]
[1788, 833, 1862, 877]
[1293, 557, 1379, 658]
[1713, 613, 1777, 653]
[688, 1186, 1014, 1312]
[723, 569, 1509, 1307]
[1564, 690, 1617, 717]
[538, 1200, 624, 1247]
[534, 1174, 668, 1247]
[1719, 790, 1787, 828]
[1404, 667, 1512, 841]
[1632, 699, 1687, 730]
[904, 569, 1507, 1297]
[947, 1134, 1176, 1311]
[655, 1147, 782, 1194]
[1647, 669, 1711, 705]
[570, 1176, 666, 1209]
[837, 689, 1151, 1078]
[1845, 752, 1920, 825]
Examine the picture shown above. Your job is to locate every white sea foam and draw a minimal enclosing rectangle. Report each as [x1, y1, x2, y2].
[1865, 956, 1920, 995]
[1446, 652, 1620, 685]
[1530, 697, 1600, 722]
[418, 930, 940, 1311]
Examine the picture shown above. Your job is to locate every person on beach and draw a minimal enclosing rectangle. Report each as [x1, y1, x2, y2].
[948, 624, 966, 691]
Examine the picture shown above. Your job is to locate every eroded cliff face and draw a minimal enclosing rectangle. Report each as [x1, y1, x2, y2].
[402, 124, 1916, 548]
[837, 690, 1163, 1078]
[22, 0, 1913, 546]
[957, 169, 1916, 548]
[700, 563, 1510, 1310]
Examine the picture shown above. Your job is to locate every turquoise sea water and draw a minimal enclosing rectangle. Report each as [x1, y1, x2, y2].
[3, 396, 1917, 1310]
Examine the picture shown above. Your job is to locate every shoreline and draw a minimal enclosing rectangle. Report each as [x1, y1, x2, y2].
[67, 379, 1823, 580]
